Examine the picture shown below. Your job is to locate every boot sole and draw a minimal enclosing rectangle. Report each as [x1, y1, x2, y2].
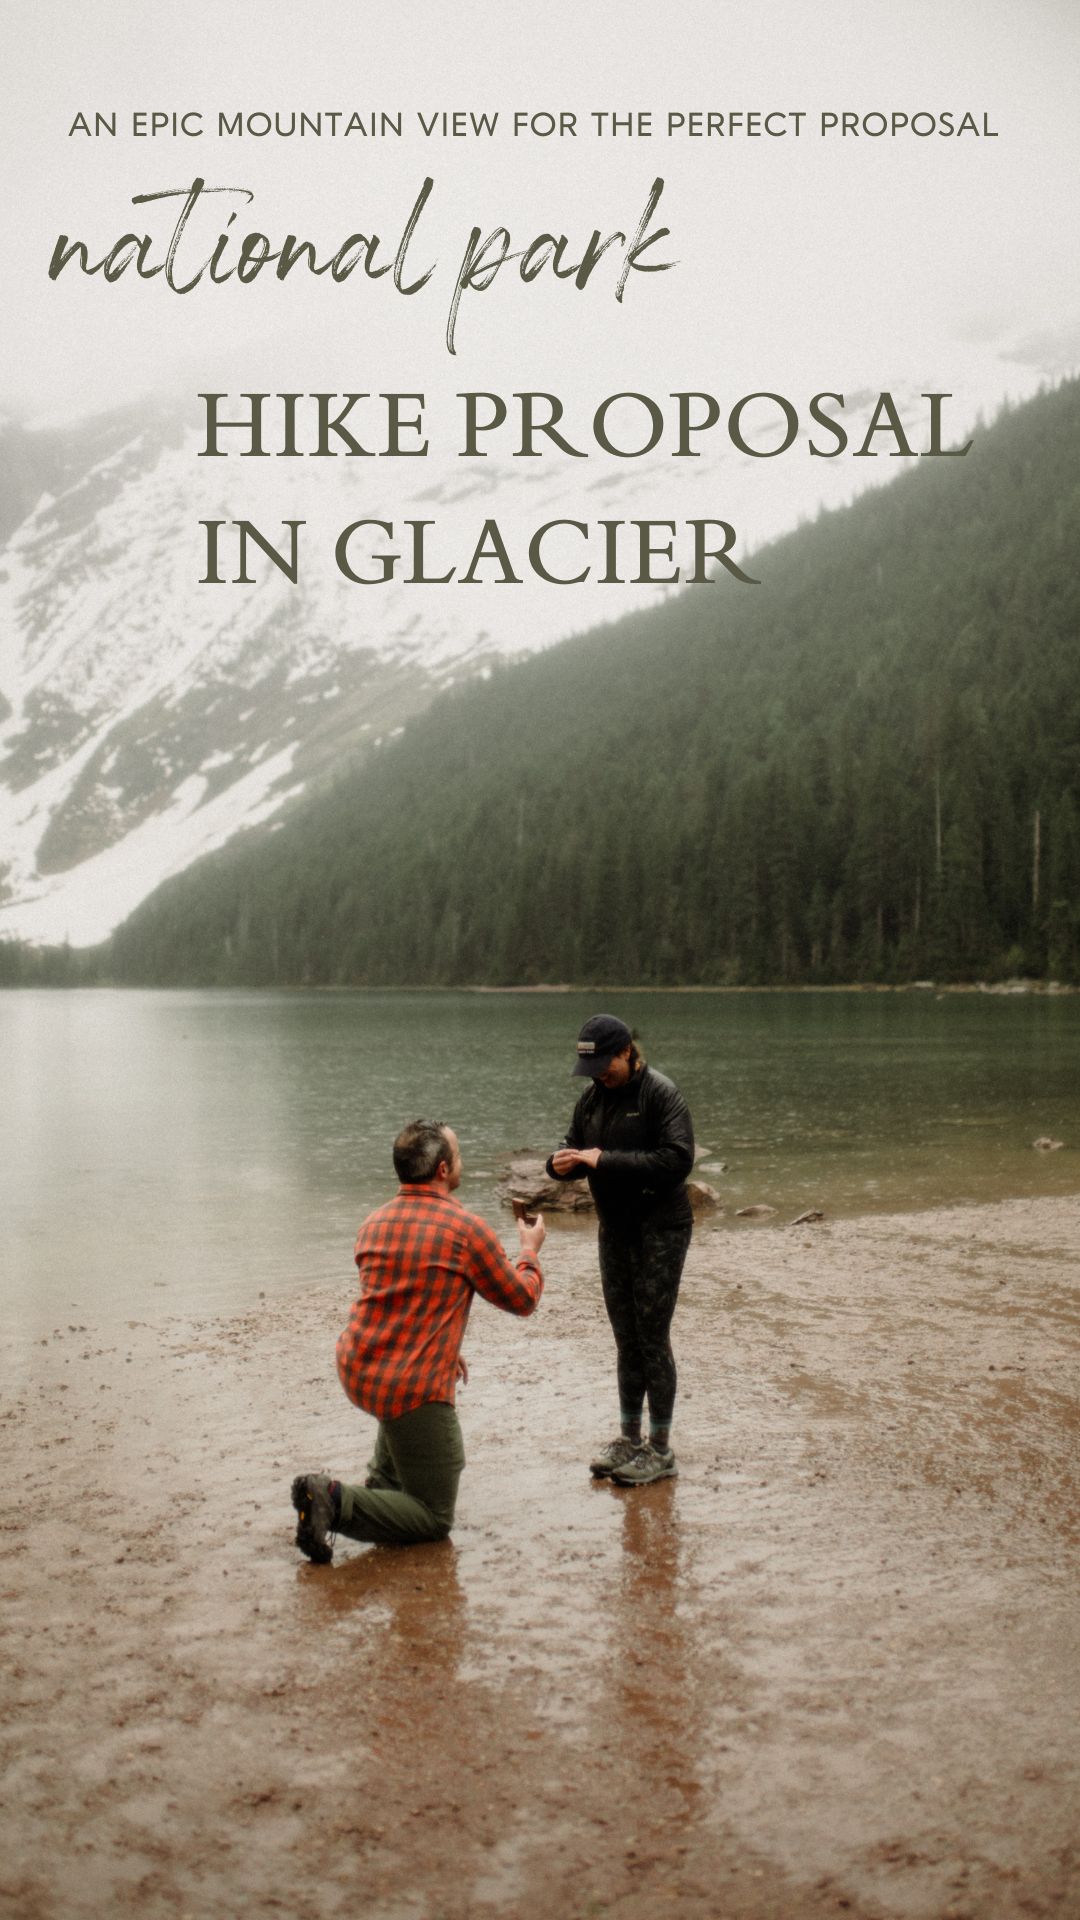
[291, 1475, 334, 1564]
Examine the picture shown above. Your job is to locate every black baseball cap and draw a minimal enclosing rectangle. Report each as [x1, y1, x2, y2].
[572, 1013, 634, 1078]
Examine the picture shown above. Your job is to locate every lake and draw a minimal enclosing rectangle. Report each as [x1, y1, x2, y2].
[3, 987, 1079, 1337]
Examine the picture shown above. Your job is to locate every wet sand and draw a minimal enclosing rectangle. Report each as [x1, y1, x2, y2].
[2, 1196, 1078, 1920]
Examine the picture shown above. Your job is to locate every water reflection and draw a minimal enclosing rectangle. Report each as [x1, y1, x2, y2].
[299, 1536, 467, 1646]
[603, 1486, 705, 1820]
[4, 987, 1080, 1331]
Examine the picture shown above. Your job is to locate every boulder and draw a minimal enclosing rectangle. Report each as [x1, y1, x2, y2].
[735, 1203, 778, 1219]
[792, 1209, 825, 1225]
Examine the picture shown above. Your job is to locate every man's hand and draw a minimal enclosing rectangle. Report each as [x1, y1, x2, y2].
[456, 1353, 469, 1386]
[552, 1147, 602, 1174]
[518, 1211, 546, 1257]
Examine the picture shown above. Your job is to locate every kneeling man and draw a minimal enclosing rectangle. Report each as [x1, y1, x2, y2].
[291, 1119, 545, 1563]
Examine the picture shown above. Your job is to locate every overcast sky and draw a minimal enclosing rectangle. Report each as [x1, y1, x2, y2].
[4, 0, 1079, 553]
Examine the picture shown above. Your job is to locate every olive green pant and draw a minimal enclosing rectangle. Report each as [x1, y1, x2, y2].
[337, 1400, 465, 1546]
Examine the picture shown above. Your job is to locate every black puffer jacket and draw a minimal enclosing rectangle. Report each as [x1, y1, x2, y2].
[546, 1065, 695, 1230]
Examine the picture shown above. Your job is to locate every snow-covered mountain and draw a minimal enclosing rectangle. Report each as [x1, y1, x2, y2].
[0, 397, 717, 947]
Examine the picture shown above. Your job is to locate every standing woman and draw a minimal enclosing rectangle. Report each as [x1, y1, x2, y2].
[547, 1014, 695, 1485]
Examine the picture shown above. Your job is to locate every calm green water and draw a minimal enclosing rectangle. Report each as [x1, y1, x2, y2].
[3, 988, 1079, 1334]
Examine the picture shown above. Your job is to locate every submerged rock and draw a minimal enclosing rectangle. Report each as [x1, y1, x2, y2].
[792, 1209, 825, 1225]
[735, 1203, 778, 1219]
[1033, 1137, 1065, 1152]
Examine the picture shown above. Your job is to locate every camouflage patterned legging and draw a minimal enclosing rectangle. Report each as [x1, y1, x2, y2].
[597, 1219, 693, 1429]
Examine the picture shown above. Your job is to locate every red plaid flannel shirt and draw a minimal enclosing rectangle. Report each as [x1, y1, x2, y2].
[336, 1185, 543, 1421]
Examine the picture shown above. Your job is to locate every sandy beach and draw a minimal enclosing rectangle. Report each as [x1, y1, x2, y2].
[2, 1195, 1078, 1920]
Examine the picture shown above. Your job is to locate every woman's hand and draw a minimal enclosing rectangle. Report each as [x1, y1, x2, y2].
[552, 1147, 602, 1173]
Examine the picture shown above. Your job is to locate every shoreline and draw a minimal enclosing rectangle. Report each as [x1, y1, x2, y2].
[3, 977, 1079, 995]
[3, 1192, 1078, 1919]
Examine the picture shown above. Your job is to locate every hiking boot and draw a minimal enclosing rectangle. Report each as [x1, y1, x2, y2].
[291, 1474, 337, 1564]
[611, 1443, 678, 1486]
[589, 1436, 640, 1479]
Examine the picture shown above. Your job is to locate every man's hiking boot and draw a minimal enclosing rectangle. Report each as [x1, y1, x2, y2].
[291, 1474, 337, 1564]
[589, 1436, 640, 1478]
[610, 1443, 678, 1486]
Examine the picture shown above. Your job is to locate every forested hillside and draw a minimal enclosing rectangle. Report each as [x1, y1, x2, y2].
[104, 380, 1080, 987]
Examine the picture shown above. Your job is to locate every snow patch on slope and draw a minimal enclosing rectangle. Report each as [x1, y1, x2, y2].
[1, 744, 300, 947]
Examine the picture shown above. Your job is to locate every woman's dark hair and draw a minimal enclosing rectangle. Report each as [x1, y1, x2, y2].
[393, 1119, 452, 1184]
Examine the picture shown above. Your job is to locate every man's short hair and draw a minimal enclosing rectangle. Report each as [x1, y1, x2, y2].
[393, 1119, 452, 1185]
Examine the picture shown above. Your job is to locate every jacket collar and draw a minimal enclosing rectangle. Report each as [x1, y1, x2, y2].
[594, 1063, 646, 1097]
[395, 1183, 461, 1206]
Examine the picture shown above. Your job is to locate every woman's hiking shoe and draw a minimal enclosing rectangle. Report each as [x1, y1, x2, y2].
[291, 1474, 337, 1564]
[589, 1436, 640, 1478]
[611, 1443, 678, 1486]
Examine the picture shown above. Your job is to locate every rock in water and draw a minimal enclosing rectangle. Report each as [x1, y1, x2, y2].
[686, 1181, 723, 1214]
